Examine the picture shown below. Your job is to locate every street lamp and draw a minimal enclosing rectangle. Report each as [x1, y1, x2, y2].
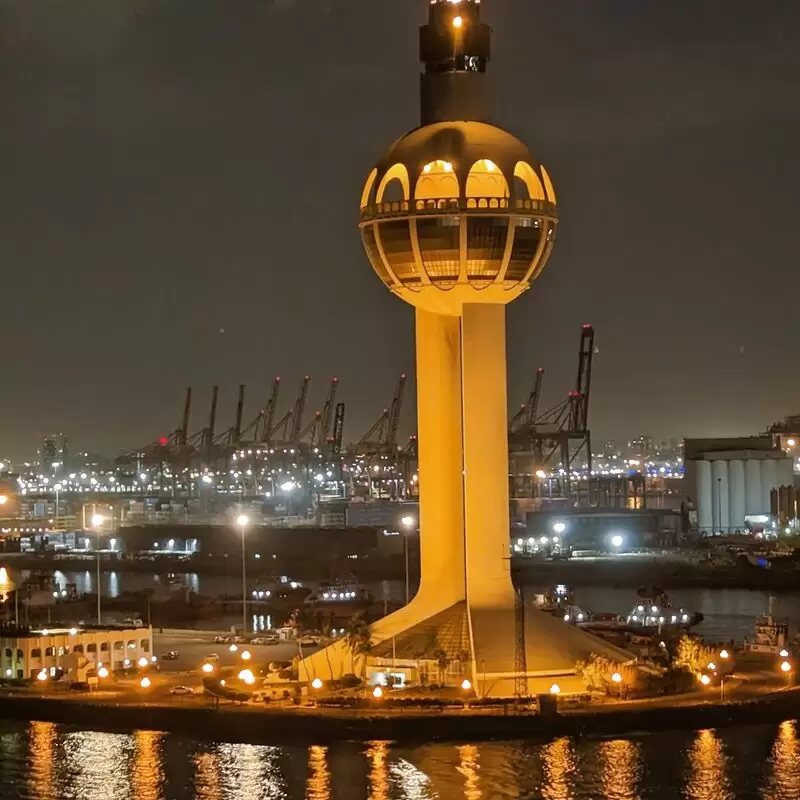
[202, 662, 215, 674]
[140, 676, 152, 689]
[238, 668, 255, 685]
[400, 515, 415, 604]
[236, 514, 249, 634]
[54, 483, 62, 528]
[91, 513, 104, 624]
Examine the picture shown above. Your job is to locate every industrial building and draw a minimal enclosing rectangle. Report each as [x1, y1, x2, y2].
[683, 437, 794, 534]
[0, 624, 152, 680]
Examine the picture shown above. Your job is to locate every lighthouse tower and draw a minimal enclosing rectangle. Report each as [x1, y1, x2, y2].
[303, 0, 631, 697]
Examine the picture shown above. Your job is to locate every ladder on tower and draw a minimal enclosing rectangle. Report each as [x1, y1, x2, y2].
[511, 566, 528, 708]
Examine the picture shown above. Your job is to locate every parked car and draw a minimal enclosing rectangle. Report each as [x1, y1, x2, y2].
[69, 682, 90, 692]
[160, 650, 180, 660]
[205, 653, 220, 662]
[213, 636, 227, 644]
[298, 635, 320, 647]
[170, 685, 195, 696]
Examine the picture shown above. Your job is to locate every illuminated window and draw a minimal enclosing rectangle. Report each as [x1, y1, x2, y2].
[376, 164, 410, 203]
[513, 161, 546, 203]
[466, 159, 508, 199]
[416, 161, 459, 202]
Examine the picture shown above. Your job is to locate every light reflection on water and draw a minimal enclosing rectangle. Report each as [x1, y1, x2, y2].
[765, 720, 800, 800]
[600, 739, 640, 800]
[685, 729, 732, 800]
[7, 720, 800, 799]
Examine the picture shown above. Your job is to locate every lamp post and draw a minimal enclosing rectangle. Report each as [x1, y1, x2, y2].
[236, 514, 249, 634]
[400, 515, 415, 604]
[91, 514, 104, 624]
[716, 476, 722, 535]
[54, 483, 62, 529]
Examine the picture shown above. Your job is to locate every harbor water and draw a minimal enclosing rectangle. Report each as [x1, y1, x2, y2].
[0, 720, 798, 798]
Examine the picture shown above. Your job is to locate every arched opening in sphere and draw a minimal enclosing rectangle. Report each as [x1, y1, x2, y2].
[541, 166, 557, 204]
[466, 159, 509, 206]
[361, 168, 378, 210]
[415, 160, 459, 208]
[504, 217, 543, 283]
[512, 162, 546, 208]
[376, 163, 410, 206]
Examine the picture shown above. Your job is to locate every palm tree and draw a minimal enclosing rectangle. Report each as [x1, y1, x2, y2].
[320, 620, 335, 679]
[433, 649, 449, 686]
[345, 613, 372, 677]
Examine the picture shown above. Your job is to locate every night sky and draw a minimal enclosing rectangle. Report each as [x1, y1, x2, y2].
[1, 0, 799, 460]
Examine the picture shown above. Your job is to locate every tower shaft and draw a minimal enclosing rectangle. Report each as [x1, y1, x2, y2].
[461, 303, 515, 610]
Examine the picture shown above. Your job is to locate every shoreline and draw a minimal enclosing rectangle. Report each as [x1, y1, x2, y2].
[2, 689, 799, 745]
[5, 553, 800, 593]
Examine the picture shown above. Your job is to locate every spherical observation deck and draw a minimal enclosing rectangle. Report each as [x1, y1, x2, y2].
[359, 121, 558, 314]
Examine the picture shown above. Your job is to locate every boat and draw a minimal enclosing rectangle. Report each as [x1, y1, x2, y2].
[625, 587, 703, 631]
[304, 578, 372, 606]
[249, 576, 309, 605]
[743, 599, 792, 655]
[535, 584, 703, 634]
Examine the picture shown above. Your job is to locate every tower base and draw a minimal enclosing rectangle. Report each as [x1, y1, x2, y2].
[298, 603, 634, 699]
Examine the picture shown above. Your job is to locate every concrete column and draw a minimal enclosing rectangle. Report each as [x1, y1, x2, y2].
[371, 309, 466, 641]
[409, 309, 466, 609]
[696, 460, 713, 533]
[762, 459, 778, 515]
[711, 460, 729, 534]
[745, 459, 762, 516]
[778, 457, 794, 489]
[729, 460, 745, 532]
[461, 303, 515, 609]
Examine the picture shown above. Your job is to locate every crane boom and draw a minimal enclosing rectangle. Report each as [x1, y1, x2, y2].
[289, 376, 311, 441]
[526, 368, 544, 427]
[260, 377, 281, 442]
[331, 402, 345, 456]
[234, 384, 245, 443]
[180, 387, 192, 446]
[320, 377, 340, 442]
[385, 373, 407, 446]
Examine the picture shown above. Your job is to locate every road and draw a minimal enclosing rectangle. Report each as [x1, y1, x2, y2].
[152, 629, 322, 674]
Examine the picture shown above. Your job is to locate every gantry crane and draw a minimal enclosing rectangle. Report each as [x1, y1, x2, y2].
[509, 324, 595, 493]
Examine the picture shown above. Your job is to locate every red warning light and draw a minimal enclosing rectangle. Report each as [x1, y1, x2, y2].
[158, 437, 169, 446]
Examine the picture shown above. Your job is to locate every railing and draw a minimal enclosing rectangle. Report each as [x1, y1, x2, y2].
[360, 196, 557, 220]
